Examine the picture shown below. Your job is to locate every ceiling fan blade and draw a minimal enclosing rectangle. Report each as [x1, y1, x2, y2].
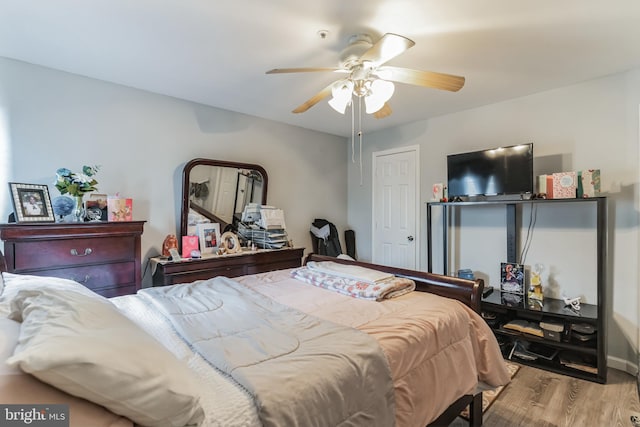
[266, 67, 346, 74]
[292, 84, 334, 113]
[373, 102, 392, 119]
[359, 33, 415, 67]
[378, 66, 465, 92]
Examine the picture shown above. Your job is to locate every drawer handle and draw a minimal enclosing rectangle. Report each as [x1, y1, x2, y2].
[70, 248, 93, 257]
[72, 275, 91, 284]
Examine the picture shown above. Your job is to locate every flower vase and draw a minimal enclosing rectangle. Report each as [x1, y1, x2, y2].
[72, 196, 85, 222]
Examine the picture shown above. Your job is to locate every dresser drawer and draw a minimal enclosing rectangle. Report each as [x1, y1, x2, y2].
[152, 248, 305, 287]
[25, 262, 137, 293]
[158, 265, 247, 286]
[13, 237, 136, 270]
[246, 259, 301, 275]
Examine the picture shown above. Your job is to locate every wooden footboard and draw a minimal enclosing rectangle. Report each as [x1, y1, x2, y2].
[304, 254, 484, 313]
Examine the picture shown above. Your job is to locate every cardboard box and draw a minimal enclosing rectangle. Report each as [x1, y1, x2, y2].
[540, 321, 564, 342]
[552, 171, 577, 199]
[107, 197, 132, 222]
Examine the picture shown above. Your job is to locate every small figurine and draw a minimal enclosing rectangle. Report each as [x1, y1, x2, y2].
[441, 185, 448, 202]
[528, 263, 544, 302]
[563, 295, 581, 311]
[162, 234, 178, 257]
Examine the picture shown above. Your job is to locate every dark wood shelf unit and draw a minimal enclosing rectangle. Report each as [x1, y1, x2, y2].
[426, 197, 607, 383]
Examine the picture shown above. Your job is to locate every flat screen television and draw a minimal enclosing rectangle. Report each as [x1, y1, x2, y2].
[447, 143, 533, 198]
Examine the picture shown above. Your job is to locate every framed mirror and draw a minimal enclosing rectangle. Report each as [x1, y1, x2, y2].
[180, 158, 268, 238]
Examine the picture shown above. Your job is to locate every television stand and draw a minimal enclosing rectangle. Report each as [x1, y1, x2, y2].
[425, 197, 607, 383]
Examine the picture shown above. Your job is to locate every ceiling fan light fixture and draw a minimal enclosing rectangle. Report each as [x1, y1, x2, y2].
[328, 80, 353, 114]
[364, 79, 394, 114]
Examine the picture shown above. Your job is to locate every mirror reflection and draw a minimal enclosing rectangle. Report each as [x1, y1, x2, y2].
[181, 159, 268, 238]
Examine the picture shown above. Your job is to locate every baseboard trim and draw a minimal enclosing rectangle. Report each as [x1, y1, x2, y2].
[608, 355, 638, 376]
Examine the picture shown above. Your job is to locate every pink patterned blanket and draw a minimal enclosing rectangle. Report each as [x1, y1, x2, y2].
[290, 267, 415, 301]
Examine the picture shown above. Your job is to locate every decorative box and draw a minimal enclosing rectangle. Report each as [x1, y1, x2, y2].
[107, 196, 133, 222]
[579, 169, 601, 198]
[181, 235, 199, 259]
[540, 321, 564, 342]
[536, 175, 547, 194]
[545, 175, 554, 198]
[552, 171, 577, 199]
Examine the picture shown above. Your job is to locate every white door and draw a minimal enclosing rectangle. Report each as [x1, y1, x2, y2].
[372, 146, 419, 269]
[213, 167, 238, 223]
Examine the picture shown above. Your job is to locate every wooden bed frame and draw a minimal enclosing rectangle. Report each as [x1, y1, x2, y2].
[0, 250, 484, 427]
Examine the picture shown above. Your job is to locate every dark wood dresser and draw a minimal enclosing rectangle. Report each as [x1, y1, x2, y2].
[0, 221, 145, 297]
[152, 247, 305, 286]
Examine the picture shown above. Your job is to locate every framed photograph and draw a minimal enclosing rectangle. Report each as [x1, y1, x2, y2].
[85, 193, 108, 221]
[198, 223, 221, 254]
[500, 262, 525, 294]
[8, 182, 55, 223]
[220, 231, 241, 254]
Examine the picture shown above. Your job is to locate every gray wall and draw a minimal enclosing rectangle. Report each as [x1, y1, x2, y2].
[0, 57, 349, 286]
[348, 68, 640, 371]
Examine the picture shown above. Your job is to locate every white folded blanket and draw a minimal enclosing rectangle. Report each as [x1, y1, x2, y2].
[306, 261, 394, 284]
[291, 266, 415, 301]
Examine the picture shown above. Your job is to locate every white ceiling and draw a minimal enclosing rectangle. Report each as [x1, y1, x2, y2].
[2, 0, 640, 137]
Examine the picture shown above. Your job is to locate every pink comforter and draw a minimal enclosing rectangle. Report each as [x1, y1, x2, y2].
[235, 269, 511, 427]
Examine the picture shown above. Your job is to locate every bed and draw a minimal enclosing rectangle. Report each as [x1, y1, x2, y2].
[0, 250, 510, 427]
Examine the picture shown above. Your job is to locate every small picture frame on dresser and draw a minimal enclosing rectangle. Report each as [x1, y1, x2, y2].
[197, 223, 221, 254]
[8, 182, 55, 223]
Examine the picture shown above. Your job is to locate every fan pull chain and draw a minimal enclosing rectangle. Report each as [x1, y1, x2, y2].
[351, 100, 355, 163]
[358, 97, 363, 185]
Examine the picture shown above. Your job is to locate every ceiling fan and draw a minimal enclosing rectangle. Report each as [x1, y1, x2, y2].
[266, 33, 465, 118]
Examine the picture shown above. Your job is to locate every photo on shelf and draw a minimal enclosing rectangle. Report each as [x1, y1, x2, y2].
[8, 182, 55, 223]
[198, 223, 221, 254]
[500, 262, 525, 294]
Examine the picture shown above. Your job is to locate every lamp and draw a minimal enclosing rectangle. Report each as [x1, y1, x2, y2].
[327, 76, 396, 186]
[328, 78, 394, 115]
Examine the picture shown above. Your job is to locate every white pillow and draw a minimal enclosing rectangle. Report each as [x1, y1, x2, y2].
[0, 317, 20, 374]
[7, 286, 205, 427]
[0, 273, 96, 318]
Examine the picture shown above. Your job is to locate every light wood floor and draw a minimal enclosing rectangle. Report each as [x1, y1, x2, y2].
[449, 364, 640, 427]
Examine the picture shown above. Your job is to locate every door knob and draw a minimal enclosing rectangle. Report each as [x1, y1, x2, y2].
[407, 235, 414, 242]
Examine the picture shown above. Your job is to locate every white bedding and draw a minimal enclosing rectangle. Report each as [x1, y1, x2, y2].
[111, 295, 260, 427]
[0, 267, 508, 427]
